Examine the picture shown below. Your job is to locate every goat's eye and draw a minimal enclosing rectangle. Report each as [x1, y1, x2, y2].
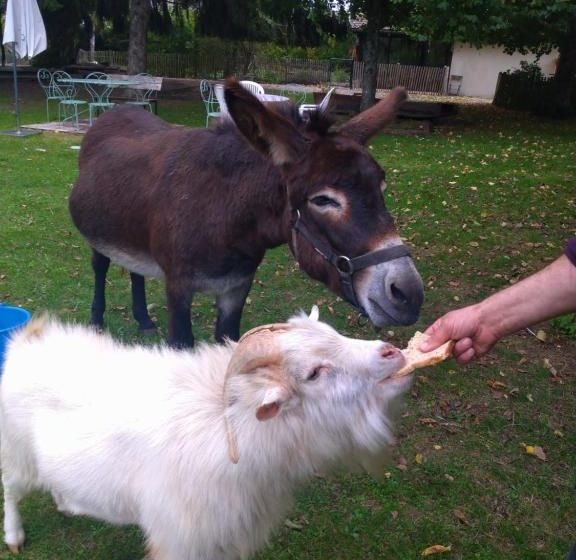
[310, 195, 340, 209]
[306, 366, 323, 382]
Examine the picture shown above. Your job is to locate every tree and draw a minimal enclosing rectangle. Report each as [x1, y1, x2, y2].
[33, 0, 92, 67]
[406, 0, 576, 115]
[346, 0, 411, 110]
[127, 0, 151, 73]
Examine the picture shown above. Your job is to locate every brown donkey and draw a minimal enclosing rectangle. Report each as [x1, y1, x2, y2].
[69, 79, 424, 348]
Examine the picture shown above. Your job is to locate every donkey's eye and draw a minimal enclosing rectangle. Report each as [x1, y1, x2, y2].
[310, 195, 340, 208]
[306, 366, 323, 381]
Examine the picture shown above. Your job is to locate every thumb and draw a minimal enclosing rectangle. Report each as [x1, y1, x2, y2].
[420, 321, 450, 352]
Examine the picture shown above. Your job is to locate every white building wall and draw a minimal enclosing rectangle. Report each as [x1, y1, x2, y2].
[450, 43, 558, 100]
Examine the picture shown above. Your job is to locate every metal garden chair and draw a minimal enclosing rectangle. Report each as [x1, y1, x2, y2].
[200, 80, 223, 127]
[37, 68, 66, 123]
[52, 70, 88, 129]
[85, 72, 116, 125]
[126, 73, 160, 113]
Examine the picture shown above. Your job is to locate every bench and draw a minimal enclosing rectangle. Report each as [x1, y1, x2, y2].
[108, 74, 163, 114]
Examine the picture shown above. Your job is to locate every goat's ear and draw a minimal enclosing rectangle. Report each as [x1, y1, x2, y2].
[256, 386, 291, 421]
[309, 305, 320, 321]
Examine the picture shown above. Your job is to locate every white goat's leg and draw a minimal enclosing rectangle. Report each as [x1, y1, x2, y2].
[2, 477, 26, 554]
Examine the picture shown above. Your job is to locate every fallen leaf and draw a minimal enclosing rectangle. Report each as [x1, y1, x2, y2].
[284, 518, 305, 531]
[523, 443, 547, 461]
[422, 544, 452, 556]
[543, 358, 558, 376]
[415, 453, 424, 465]
[486, 379, 507, 390]
[453, 508, 470, 525]
[536, 329, 547, 342]
[397, 456, 408, 471]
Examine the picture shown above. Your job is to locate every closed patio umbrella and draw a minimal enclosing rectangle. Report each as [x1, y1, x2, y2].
[1, 0, 47, 136]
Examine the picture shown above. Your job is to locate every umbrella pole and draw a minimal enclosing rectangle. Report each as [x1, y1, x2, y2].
[11, 42, 22, 130]
[0, 42, 40, 137]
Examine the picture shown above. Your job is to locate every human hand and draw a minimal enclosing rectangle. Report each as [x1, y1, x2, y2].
[419, 304, 500, 364]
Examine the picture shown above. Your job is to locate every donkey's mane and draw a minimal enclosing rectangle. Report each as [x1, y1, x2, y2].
[216, 98, 335, 138]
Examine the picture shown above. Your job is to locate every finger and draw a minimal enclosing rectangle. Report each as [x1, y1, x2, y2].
[455, 346, 476, 364]
[454, 337, 473, 356]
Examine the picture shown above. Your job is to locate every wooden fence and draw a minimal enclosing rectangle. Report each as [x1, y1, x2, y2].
[352, 61, 449, 95]
[78, 49, 449, 94]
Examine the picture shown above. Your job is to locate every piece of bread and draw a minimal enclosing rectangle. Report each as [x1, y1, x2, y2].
[391, 331, 454, 378]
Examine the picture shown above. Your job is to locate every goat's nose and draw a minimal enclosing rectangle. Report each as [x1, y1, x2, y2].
[380, 343, 400, 359]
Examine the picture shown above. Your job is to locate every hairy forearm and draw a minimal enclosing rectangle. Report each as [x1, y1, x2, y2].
[477, 255, 576, 339]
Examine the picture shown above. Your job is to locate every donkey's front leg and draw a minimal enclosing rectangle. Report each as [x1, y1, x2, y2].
[90, 249, 110, 328]
[214, 275, 255, 343]
[130, 272, 157, 333]
[165, 278, 194, 348]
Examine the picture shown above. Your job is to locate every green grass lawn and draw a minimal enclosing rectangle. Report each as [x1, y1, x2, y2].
[0, 78, 575, 560]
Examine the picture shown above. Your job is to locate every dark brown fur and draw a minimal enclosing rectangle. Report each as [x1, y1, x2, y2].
[69, 79, 423, 347]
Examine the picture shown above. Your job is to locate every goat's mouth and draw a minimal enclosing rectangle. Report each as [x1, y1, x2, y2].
[377, 348, 408, 384]
[378, 370, 413, 386]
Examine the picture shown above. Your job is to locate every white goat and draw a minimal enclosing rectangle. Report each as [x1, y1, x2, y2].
[0, 308, 411, 560]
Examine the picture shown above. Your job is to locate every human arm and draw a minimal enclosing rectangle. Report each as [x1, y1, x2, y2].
[420, 251, 576, 364]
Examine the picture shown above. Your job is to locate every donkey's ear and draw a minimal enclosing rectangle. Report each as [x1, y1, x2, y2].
[224, 78, 307, 167]
[337, 87, 407, 145]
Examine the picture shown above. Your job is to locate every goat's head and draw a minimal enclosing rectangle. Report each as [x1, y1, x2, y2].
[223, 307, 410, 464]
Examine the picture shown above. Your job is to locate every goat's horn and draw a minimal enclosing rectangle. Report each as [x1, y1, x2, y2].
[223, 323, 291, 464]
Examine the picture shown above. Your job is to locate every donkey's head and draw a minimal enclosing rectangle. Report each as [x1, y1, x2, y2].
[224, 79, 423, 327]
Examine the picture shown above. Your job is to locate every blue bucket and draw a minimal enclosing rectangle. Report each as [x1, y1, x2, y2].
[0, 306, 31, 372]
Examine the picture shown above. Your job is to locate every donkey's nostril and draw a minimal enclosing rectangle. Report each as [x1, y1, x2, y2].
[390, 283, 409, 306]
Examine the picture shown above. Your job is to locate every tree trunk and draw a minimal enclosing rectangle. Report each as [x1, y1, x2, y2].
[127, 0, 151, 75]
[0, 16, 4, 67]
[360, 23, 379, 111]
[552, 11, 576, 117]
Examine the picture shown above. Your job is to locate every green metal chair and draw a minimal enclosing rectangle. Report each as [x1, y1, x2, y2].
[37, 68, 66, 123]
[126, 73, 159, 113]
[85, 72, 116, 125]
[52, 70, 88, 129]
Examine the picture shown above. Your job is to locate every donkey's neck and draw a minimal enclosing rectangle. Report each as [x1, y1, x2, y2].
[245, 175, 294, 252]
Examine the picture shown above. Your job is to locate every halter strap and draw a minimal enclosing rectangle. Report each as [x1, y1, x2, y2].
[291, 210, 411, 313]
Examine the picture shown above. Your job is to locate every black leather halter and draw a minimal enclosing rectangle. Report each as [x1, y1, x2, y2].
[291, 210, 411, 314]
